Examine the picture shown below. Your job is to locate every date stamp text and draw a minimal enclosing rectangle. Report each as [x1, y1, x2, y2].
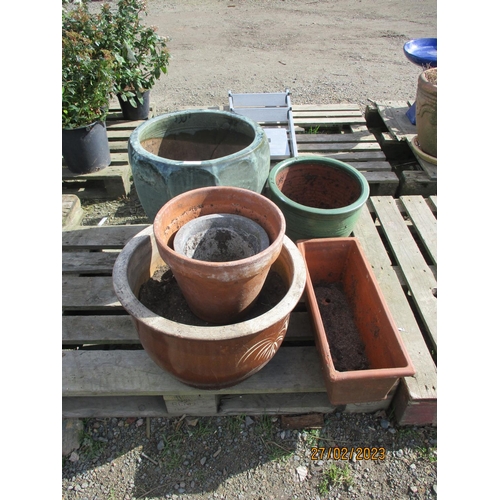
[310, 447, 386, 461]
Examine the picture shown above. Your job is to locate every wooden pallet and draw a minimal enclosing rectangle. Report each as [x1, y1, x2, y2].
[291, 105, 399, 196]
[62, 102, 156, 200]
[364, 101, 436, 196]
[62, 195, 437, 425]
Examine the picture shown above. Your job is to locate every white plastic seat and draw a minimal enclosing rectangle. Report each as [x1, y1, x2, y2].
[228, 90, 298, 160]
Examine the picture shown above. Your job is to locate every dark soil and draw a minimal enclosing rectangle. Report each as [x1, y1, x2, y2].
[314, 282, 370, 372]
[139, 266, 288, 326]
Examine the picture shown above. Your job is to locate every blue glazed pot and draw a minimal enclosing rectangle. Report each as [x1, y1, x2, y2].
[128, 109, 270, 221]
[268, 156, 370, 241]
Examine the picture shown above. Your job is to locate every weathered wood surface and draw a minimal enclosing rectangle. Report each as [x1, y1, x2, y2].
[352, 197, 437, 425]
[62, 196, 437, 424]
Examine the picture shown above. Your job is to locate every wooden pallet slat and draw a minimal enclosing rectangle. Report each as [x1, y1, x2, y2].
[352, 202, 437, 425]
[399, 196, 437, 265]
[371, 197, 438, 352]
[62, 347, 327, 397]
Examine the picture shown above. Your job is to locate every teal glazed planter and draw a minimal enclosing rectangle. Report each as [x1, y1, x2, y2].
[128, 109, 271, 221]
[268, 156, 370, 241]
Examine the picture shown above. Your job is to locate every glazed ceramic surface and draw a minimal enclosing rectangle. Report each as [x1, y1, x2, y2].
[268, 156, 369, 241]
[128, 109, 271, 220]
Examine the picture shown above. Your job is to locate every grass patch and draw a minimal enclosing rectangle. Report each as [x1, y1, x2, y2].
[255, 415, 275, 440]
[78, 429, 105, 460]
[318, 463, 353, 495]
[416, 446, 437, 463]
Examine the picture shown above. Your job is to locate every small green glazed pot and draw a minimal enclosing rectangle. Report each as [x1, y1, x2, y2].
[268, 156, 370, 241]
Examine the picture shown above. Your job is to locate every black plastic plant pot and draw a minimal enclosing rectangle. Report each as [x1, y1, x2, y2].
[118, 90, 150, 121]
[62, 121, 111, 174]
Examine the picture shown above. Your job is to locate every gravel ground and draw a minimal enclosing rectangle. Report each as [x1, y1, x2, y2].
[63, 412, 437, 500]
[62, 1, 441, 499]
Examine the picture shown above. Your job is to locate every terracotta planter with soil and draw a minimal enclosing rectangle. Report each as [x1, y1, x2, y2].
[297, 237, 415, 405]
[153, 186, 286, 324]
[268, 156, 370, 241]
[112, 225, 306, 390]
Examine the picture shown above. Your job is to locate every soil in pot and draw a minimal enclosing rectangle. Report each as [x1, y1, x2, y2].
[314, 282, 370, 372]
[141, 129, 252, 161]
[276, 162, 361, 209]
[139, 265, 288, 326]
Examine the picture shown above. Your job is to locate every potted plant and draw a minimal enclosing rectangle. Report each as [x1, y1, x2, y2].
[102, 0, 170, 120]
[62, 1, 114, 174]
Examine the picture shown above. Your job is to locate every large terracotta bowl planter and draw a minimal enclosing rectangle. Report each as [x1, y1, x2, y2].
[268, 156, 370, 241]
[153, 186, 286, 324]
[297, 237, 415, 405]
[128, 109, 271, 220]
[112, 225, 306, 390]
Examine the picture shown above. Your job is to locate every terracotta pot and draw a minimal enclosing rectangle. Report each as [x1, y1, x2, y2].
[153, 186, 286, 324]
[416, 67, 437, 159]
[297, 237, 415, 405]
[268, 156, 370, 241]
[128, 109, 271, 220]
[112, 225, 306, 389]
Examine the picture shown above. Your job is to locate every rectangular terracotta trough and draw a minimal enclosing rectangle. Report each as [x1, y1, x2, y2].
[297, 237, 415, 405]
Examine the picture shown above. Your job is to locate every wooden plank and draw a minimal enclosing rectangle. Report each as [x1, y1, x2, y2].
[62, 251, 119, 274]
[62, 276, 121, 310]
[362, 172, 399, 197]
[399, 171, 437, 197]
[297, 142, 382, 153]
[352, 201, 437, 425]
[62, 316, 139, 344]
[294, 117, 366, 127]
[62, 164, 130, 180]
[62, 396, 169, 418]
[62, 225, 147, 250]
[370, 197, 437, 352]
[219, 393, 390, 415]
[62, 346, 327, 397]
[293, 110, 363, 119]
[61, 312, 313, 345]
[300, 151, 387, 162]
[375, 101, 416, 140]
[281, 413, 324, 429]
[295, 131, 376, 143]
[293, 104, 361, 112]
[163, 394, 219, 415]
[399, 196, 437, 266]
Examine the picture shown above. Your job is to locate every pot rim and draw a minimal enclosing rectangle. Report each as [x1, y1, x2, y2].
[268, 155, 370, 216]
[153, 186, 286, 272]
[62, 120, 106, 132]
[128, 109, 267, 165]
[112, 225, 307, 341]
